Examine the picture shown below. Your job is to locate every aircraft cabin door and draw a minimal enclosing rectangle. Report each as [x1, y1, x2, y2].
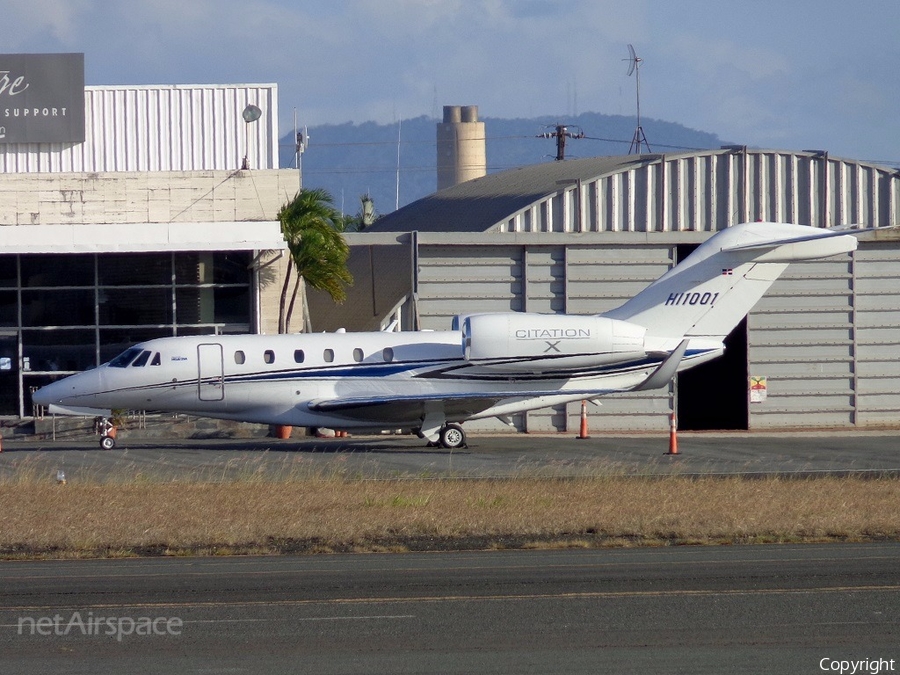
[197, 343, 225, 401]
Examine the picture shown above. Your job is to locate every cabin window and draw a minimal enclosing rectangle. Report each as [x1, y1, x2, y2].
[323, 348, 334, 363]
[294, 349, 304, 363]
[108, 347, 143, 368]
[131, 350, 152, 368]
[150, 352, 162, 366]
[383, 347, 394, 362]
[234, 350, 246, 365]
[264, 350, 275, 364]
[353, 348, 364, 362]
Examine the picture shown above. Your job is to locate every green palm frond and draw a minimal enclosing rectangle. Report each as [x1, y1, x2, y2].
[277, 188, 354, 332]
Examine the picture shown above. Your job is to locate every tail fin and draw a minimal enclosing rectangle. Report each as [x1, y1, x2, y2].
[603, 222, 857, 347]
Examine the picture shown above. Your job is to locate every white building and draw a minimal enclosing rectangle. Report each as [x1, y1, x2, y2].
[0, 55, 295, 419]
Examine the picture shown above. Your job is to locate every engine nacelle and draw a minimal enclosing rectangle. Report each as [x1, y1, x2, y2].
[459, 313, 647, 372]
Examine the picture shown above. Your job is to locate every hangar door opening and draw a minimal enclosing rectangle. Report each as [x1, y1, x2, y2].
[675, 244, 748, 431]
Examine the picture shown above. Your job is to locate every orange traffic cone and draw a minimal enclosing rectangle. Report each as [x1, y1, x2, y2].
[576, 400, 589, 439]
[666, 412, 678, 455]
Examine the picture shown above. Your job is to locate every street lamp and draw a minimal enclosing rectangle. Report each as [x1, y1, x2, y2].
[241, 103, 262, 170]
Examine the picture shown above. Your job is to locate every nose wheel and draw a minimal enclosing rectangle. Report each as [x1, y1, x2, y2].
[97, 417, 117, 450]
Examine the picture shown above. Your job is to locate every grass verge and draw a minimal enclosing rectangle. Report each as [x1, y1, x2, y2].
[2, 468, 899, 559]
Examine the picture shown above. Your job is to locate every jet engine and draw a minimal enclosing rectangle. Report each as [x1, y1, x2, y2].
[458, 313, 647, 372]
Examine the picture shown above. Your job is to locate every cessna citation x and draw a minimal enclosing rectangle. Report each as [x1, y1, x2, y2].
[34, 222, 858, 449]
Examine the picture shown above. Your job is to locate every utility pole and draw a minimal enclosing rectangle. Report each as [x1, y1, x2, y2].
[538, 124, 585, 161]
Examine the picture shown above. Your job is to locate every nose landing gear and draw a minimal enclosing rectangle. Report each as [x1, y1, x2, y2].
[97, 417, 117, 450]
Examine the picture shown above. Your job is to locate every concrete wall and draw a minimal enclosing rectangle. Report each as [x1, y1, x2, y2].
[0, 169, 299, 226]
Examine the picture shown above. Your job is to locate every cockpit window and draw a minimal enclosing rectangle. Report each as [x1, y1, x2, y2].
[108, 347, 143, 368]
[131, 350, 152, 368]
[150, 352, 161, 366]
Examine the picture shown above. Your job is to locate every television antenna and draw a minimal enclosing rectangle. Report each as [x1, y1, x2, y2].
[624, 44, 651, 154]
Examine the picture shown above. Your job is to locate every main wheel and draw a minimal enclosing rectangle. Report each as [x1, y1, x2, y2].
[439, 423, 466, 449]
[100, 435, 116, 450]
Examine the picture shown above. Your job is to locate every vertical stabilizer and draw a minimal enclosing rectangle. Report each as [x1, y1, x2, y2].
[603, 222, 857, 346]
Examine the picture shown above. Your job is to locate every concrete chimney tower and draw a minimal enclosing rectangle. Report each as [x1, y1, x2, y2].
[436, 105, 486, 191]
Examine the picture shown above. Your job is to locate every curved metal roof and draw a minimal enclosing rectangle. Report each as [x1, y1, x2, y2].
[366, 155, 659, 233]
[366, 149, 900, 234]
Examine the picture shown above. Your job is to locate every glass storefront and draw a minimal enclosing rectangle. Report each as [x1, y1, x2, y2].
[0, 251, 254, 417]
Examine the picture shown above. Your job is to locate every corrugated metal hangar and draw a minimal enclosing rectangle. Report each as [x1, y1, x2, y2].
[319, 149, 900, 433]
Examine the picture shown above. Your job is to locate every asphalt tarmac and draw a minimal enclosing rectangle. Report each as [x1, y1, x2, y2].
[1, 544, 899, 674]
[3, 433, 900, 672]
[1, 430, 900, 481]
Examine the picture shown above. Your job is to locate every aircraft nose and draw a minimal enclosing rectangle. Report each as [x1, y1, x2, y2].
[32, 370, 103, 406]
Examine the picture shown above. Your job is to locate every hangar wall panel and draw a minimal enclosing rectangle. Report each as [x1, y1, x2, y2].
[416, 245, 524, 330]
[853, 242, 900, 424]
[748, 257, 855, 428]
[0, 85, 279, 173]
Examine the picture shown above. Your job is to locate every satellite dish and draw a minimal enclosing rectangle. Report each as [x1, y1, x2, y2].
[626, 43, 640, 76]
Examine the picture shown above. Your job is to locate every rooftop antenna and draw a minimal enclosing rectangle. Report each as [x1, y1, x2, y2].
[625, 44, 651, 154]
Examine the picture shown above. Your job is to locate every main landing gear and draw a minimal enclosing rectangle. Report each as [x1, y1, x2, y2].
[438, 423, 467, 450]
[417, 413, 468, 450]
[417, 422, 468, 449]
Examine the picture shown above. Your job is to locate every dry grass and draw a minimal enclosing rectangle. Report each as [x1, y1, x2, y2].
[2, 465, 899, 558]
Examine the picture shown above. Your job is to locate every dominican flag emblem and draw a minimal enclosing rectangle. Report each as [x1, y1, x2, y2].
[722, 268, 733, 275]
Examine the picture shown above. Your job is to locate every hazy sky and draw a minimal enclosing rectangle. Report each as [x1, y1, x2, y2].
[4, 0, 899, 165]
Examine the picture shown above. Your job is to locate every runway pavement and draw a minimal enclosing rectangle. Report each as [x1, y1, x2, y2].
[1, 544, 899, 674]
[1, 430, 900, 481]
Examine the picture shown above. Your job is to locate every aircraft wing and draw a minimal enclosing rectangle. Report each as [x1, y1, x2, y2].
[307, 388, 621, 424]
[308, 344, 691, 424]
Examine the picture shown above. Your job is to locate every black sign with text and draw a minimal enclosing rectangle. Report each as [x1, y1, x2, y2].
[0, 53, 85, 144]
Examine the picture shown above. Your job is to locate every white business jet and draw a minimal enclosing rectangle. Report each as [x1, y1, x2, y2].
[33, 222, 858, 449]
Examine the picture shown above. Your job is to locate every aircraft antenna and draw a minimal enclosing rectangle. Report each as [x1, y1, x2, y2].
[624, 44, 651, 154]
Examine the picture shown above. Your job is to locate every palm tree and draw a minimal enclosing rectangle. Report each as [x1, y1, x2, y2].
[277, 188, 353, 333]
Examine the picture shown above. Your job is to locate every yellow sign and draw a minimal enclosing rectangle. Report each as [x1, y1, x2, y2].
[750, 376, 767, 403]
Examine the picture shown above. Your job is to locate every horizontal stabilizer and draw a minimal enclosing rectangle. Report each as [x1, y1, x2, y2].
[721, 228, 857, 262]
